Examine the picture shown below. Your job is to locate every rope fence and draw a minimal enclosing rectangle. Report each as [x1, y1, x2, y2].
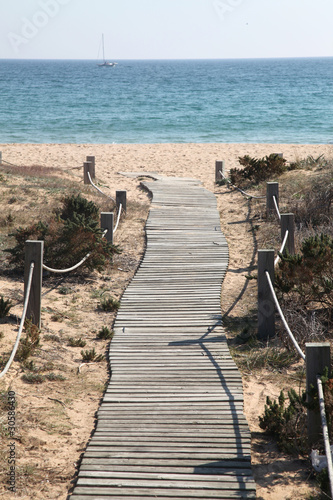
[87, 171, 116, 203]
[0, 262, 35, 379]
[317, 376, 333, 499]
[272, 195, 281, 221]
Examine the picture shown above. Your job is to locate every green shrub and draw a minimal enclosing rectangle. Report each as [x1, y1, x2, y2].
[229, 154, 287, 188]
[259, 388, 308, 454]
[68, 337, 86, 347]
[97, 326, 114, 340]
[276, 234, 333, 310]
[15, 320, 41, 362]
[0, 295, 12, 318]
[5, 194, 121, 272]
[98, 297, 120, 312]
[45, 373, 66, 382]
[81, 348, 104, 362]
[22, 373, 45, 384]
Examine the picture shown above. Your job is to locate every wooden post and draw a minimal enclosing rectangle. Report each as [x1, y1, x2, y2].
[116, 190, 127, 213]
[101, 212, 114, 245]
[24, 240, 44, 329]
[83, 161, 93, 184]
[86, 156, 95, 179]
[0, 151, 2, 165]
[266, 182, 279, 218]
[281, 213, 295, 255]
[257, 249, 275, 339]
[306, 342, 331, 446]
[215, 161, 224, 183]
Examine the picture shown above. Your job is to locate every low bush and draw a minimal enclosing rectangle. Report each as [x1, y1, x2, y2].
[276, 234, 333, 312]
[15, 320, 41, 362]
[98, 297, 120, 312]
[0, 295, 12, 318]
[68, 336, 86, 347]
[6, 193, 121, 273]
[81, 348, 104, 362]
[229, 154, 287, 188]
[97, 326, 114, 340]
[259, 388, 308, 455]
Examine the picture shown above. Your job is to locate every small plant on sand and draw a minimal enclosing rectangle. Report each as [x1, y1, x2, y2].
[15, 320, 41, 362]
[98, 296, 120, 312]
[0, 295, 12, 318]
[68, 336, 86, 347]
[97, 326, 114, 340]
[259, 388, 308, 455]
[22, 373, 45, 384]
[81, 348, 104, 362]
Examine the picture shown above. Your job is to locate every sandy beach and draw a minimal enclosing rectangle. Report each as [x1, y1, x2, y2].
[0, 142, 332, 499]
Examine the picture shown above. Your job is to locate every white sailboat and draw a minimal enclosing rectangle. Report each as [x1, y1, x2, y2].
[98, 34, 117, 67]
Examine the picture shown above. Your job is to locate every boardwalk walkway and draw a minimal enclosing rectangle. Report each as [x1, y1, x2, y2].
[70, 175, 256, 499]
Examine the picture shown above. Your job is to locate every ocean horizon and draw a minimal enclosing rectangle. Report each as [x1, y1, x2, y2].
[1, 57, 332, 144]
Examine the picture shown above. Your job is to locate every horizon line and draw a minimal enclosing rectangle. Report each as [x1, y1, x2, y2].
[1, 55, 332, 62]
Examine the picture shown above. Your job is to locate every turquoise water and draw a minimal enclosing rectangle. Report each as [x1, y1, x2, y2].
[0, 58, 332, 144]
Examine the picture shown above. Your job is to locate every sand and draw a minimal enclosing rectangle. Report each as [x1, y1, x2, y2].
[1, 142, 332, 499]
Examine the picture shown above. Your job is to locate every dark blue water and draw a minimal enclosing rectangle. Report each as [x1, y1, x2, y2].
[0, 58, 332, 143]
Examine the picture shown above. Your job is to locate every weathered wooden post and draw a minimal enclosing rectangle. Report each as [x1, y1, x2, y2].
[281, 213, 295, 255]
[24, 240, 44, 329]
[116, 190, 127, 213]
[306, 342, 331, 446]
[101, 212, 114, 245]
[215, 161, 224, 183]
[0, 151, 2, 165]
[266, 182, 279, 218]
[83, 161, 93, 185]
[257, 249, 275, 339]
[86, 156, 95, 179]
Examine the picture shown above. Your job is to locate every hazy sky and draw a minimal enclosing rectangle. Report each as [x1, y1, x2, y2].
[1, 0, 332, 60]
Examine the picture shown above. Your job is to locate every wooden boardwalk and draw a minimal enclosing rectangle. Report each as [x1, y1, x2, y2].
[69, 175, 256, 499]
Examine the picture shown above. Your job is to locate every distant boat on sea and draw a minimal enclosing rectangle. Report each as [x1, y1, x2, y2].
[98, 34, 117, 67]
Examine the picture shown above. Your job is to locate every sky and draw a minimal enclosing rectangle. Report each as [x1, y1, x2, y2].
[1, 0, 332, 60]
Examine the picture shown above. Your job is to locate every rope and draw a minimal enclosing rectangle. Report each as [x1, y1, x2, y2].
[0, 263, 35, 379]
[219, 171, 266, 199]
[274, 230, 289, 267]
[317, 375, 333, 499]
[87, 171, 116, 202]
[42, 229, 108, 274]
[114, 203, 122, 233]
[265, 271, 306, 360]
[273, 195, 281, 221]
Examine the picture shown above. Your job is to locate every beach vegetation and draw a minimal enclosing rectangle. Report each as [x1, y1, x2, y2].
[0, 295, 12, 318]
[98, 296, 120, 312]
[81, 348, 104, 362]
[97, 326, 114, 340]
[259, 388, 308, 455]
[5, 193, 121, 273]
[229, 153, 287, 188]
[68, 336, 86, 347]
[15, 320, 41, 362]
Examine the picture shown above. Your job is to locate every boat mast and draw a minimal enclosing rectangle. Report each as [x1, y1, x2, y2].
[102, 33, 105, 62]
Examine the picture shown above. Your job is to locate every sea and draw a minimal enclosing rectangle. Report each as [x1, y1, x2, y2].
[0, 58, 332, 144]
